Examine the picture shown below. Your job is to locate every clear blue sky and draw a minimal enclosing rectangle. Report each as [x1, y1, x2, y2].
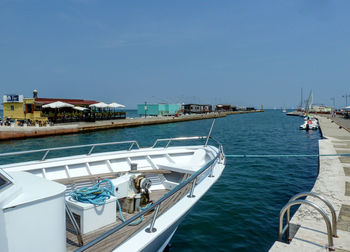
[1, 0, 350, 109]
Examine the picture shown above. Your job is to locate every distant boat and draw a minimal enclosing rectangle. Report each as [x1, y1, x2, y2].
[297, 88, 304, 112]
[305, 91, 313, 113]
[300, 115, 319, 130]
[282, 107, 286, 113]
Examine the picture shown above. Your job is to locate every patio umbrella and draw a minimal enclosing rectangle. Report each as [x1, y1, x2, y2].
[42, 101, 74, 108]
[89, 102, 109, 108]
[108, 102, 125, 108]
[73, 106, 88, 111]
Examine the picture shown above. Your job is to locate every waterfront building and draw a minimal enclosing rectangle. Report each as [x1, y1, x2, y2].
[215, 104, 236, 112]
[2, 94, 49, 122]
[2, 91, 125, 123]
[182, 104, 212, 114]
[137, 103, 181, 117]
[310, 105, 332, 113]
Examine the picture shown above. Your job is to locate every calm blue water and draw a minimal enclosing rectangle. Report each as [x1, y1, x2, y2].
[0, 110, 320, 251]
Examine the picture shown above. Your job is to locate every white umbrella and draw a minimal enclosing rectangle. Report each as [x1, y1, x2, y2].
[89, 102, 109, 108]
[42, 101, 74, 108]
[73, 106, 88, 111]
[108, 102, 125, 108]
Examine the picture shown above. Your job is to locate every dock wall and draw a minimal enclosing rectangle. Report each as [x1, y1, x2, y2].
[269, 116, 350, 251]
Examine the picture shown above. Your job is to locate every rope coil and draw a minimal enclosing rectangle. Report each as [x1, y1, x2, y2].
[70, 179, 115, 205]
[70, 178, 150, 226]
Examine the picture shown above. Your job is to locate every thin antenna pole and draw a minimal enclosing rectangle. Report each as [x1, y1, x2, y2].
[205, 119, 216, 147]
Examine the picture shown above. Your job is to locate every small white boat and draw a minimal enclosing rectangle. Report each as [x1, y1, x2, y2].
[300, 116, 319, 130]
[0, 135, 225, 252]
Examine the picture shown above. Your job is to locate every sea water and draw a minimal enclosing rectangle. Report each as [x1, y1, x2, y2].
[0, 110, 320, 251]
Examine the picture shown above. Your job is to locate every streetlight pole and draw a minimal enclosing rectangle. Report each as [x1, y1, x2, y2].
[330, 97, 335, 108]
[342, 94, 350, 107]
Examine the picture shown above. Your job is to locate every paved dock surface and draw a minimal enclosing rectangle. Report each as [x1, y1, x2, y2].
[270, 115, 350, 251]
[324, 114, 350, 134]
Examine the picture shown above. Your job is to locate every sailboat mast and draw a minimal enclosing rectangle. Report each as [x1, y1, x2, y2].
[301, 88, 303, 109]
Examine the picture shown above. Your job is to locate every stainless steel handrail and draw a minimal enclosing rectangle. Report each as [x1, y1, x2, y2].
[74, 150, 222, 252]
[209, 136, 223, 147]
[287, 192, 337, 238]
[0, 136, 223, 162]
[151, 136, 207, 148]
[0, 140, 141, 161]
[279, 199, 335, 251]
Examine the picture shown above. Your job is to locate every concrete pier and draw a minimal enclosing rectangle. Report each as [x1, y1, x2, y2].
[0, 110, 262, 141]
[269, 115, 350, 251]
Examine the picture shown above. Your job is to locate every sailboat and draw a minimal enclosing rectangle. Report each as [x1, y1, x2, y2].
[305, 91, 313, 114]
[297, 88, 304, 112]
[300, 91, 319, 130]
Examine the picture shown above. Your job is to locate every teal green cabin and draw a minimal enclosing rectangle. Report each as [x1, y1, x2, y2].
[137, 104, 181, 116]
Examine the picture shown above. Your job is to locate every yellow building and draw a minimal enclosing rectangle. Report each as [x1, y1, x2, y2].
[2, 92, 102, 124]
[2, 95, 47, 122]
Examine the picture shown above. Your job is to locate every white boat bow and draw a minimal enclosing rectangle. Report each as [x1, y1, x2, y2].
[0, 136, 225, 252]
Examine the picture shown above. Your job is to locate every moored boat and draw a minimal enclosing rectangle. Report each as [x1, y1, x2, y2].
[300, 115, 319, 130]
[0, 135, 225, 252]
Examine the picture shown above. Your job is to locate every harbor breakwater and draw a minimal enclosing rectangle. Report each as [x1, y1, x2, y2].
[269, 115, 350, 251]
[0, 110, 263, 141]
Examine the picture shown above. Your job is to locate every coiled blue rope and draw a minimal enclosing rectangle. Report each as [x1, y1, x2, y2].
[70, 179, 115, 205]
[70, 178, 150, 226]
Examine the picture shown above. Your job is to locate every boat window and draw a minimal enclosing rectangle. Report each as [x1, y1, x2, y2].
[0, 172, 12, 190]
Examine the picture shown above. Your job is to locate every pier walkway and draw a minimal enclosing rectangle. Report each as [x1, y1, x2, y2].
[270, 115, 350, 252]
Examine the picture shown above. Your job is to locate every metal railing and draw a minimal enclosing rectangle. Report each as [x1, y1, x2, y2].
[151, 136, 207, 148]
[287, 192, 337, 238]
[0, 140, 141, 161]
[0, 136, 223, 163]
[278, 192, 337, 251]
[74, 150, 223, 252]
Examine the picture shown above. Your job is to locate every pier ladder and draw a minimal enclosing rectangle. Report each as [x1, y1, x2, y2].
[278, 192, 337, 251]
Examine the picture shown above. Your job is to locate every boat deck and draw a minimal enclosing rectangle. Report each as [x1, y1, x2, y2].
[66, 180, 190, 251]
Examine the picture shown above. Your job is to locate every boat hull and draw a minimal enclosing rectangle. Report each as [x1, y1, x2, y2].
[0, 142, 225, 252]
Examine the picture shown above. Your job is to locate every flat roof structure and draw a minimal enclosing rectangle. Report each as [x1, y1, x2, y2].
[35, 98, 99, 106]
